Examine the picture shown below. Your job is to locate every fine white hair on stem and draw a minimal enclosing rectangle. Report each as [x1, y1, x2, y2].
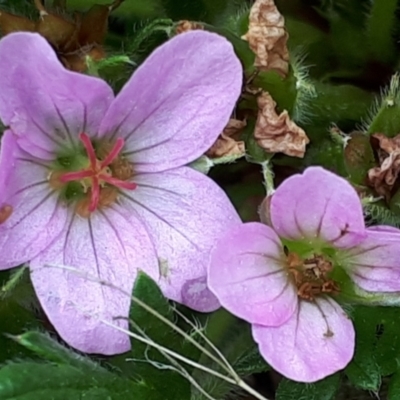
[130, 319, 218, 400]
[170, 304, 237, 377]
[40, 263, 270, 400]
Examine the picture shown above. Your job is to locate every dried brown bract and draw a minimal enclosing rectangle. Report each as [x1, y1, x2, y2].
[242, 0, 289, 77]
[206, 119, 246, 159]
[175, 20, 204, 34]
[0, 0, 124, 72]
[254, 92, 309, 158]
[367, 133, 400, 199]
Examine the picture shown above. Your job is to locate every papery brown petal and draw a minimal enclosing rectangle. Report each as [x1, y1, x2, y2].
[367, 133, 400, 199]
[78, 5, 110, 45]
[62, 45, 105, 72]
[35, 13, 77, 49]
[254, 92, 309, 158]
[175, 20, 204, 34]
[206, 119, 246, 158]
[0, 11, 35, 35]
[242, 0, 289, 77]
[60, 52, 85, 72]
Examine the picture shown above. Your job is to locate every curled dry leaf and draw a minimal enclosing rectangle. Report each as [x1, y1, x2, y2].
[206, 119, 246, 159]
[242, 0, 289, 77]
[175, 20, 204, 34]
[0, 0, 123, 72]
[254, 92, 309, 158]
[367, 133, 400, 199]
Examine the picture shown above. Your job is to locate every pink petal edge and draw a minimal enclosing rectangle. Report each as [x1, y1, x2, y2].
[208, 222, 298, 326]
[252, 296, 355, 382]
[270, 167, 366, 248]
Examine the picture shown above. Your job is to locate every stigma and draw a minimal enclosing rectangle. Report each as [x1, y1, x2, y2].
[59, 132, 136, 214]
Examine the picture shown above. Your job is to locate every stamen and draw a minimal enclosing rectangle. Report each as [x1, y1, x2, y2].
[79, 132, 97, 170]
[56, 133, 135, 215]
[287, 252, 339, 301]
[100, 138, 125, 168]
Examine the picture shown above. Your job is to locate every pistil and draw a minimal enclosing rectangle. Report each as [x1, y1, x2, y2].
[59, 132, 136, 212]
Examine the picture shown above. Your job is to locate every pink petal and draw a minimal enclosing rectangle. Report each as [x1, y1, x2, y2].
[124, 166, 241, 311]
[0, 33, 114, 159]
[0, 132, 68, 268]
[270, 167, 366, 248]
[208, 222, 297, 326]
[342, 228, 400, 292]
[30, 203, 158, 355]
[252, 297, 355, 382]
[99, 31, 242, 173]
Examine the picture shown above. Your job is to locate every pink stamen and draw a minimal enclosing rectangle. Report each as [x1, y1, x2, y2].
[58, 133, 136, 214]
[100, 138, 125, 168]
[79, 132, 97, 170]
[59, 169, 94, 183]
[99, 174, 137, 190]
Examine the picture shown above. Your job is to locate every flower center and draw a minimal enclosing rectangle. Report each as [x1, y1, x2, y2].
[286, 251, 340, 301]
[57, 132, 136, 215]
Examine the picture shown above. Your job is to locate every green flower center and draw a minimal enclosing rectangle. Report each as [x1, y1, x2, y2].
[49, 132, 136, 217]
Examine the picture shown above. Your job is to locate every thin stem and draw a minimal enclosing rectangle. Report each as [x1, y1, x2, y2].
[261, 160, 275, 196]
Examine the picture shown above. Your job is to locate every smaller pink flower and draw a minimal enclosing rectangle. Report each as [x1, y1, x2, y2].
[208, 167, 400, 382]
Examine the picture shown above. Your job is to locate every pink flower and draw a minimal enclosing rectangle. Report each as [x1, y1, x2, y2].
[0, 31, 242, 354]
[208, 167, 400, 382]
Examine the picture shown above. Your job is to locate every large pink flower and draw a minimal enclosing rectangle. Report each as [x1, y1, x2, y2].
[208, 167, 400, 382]
[0, 31, 242, 354]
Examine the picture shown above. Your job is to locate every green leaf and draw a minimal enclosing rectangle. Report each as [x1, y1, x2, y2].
[0, 361, 151, 400]
[0, 332, 160, 399]
[11, 331, 106, 375]
[366, 74, 400, 137]
[0, 303, 40, 364]
[388, 371, 400, 400]
[126, 272, 193, 400]
[344, 306, 400, 392]
[365, 0, 398, 64]
[345, 357, 381, 391]
[371, 309, 400, 376]
[275, 374, 340, 400]
[232, 346, 269, 375]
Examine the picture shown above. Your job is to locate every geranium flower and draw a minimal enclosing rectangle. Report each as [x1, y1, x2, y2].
[208, 167, 400, 382]
[0, 31, 242, 354]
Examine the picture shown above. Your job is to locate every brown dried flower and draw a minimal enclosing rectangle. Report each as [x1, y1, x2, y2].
[175, 20, 204, 34]
[367, 133, 400, 199]
[206, 119, 246, 159]
[0, 0, 124, 72]
[254, 92, 309, 158]
[242, 0, 289, 77]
